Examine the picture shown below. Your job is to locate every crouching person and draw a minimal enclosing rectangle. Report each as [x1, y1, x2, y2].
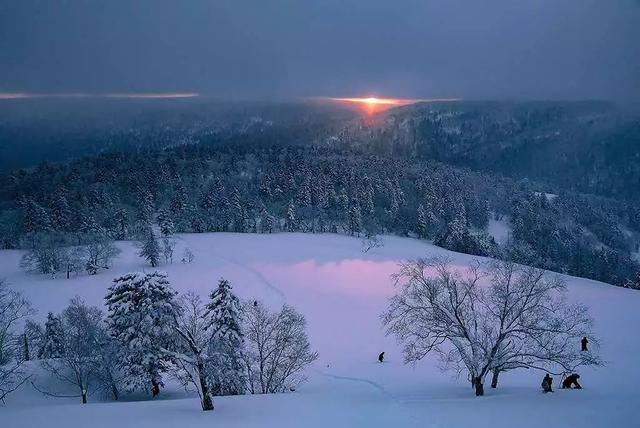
[561, 373, 582, 389]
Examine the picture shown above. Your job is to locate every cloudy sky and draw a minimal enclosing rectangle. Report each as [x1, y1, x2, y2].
[0, 0, 638, 101]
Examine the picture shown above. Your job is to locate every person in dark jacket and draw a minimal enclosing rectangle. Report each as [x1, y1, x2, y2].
[541, 374, 553, 393]
[378, 352, 385, 363]
[562, 373, 582, 389]
[581, 337, 589, 351]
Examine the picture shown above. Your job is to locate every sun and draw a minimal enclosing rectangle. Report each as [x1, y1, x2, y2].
[323, 96, 409, 114]
[308, 96, 461, 115]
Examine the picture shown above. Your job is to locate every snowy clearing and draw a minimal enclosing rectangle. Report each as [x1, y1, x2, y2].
[1, 232, 639, 428]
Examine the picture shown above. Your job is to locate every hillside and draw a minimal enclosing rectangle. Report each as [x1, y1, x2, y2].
[2, 233, 639, 428]
[342, 101, 640, 200]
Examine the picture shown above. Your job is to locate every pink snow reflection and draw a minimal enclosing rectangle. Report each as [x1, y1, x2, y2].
[251, 259, 401, 297]
[250, 258, 478, 298]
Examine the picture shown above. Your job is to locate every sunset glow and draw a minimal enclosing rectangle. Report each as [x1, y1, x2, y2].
[0, 92, 200, 100]
[316, 96, 460, 114]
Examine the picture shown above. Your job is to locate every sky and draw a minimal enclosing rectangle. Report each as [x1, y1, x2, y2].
[0, 0, 639, 101]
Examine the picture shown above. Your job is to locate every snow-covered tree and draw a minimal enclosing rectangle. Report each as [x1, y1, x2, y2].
[138, 227, 161, 267]
[285, 200, 297, 232]
[169, 292, 215, 411]
[105, 272, 178, 397]
[19, 235, 64, 277]
[40, 297, 106, 404]
[85, 235, 120, 275]
[21, 198, 51, 236]
[22, 319, 44, 362]
[347, 202, 362, 236]
[61, 246, 86, 279]
[156, 208, 175, 237]
[383, 257, 601, 396]
[0, 279, 34, 401]
[204, 279, 245, 395]
[242, 302, 318, 394]
[39, 312, 65, 359]
[161, 238, 176, 264]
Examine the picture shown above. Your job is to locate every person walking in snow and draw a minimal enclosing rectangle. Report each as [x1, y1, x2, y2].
[581, 336, 589, 352]
[378, 352, 385, 363]
[541, 374, 553, 393]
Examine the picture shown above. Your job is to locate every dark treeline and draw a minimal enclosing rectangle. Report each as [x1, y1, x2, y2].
[1, 142, 639, 288]
[346, 101, 640, 201]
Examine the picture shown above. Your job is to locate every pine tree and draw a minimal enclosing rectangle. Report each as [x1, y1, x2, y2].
[417, 204, 429, 239]
[136, 190, 155, 229]
[170, 182, 188, 229]
[347, 201, 362, 235]
[204, 278, 245, 395]
[21, 198, 51, 236]
[39, 312, 65, 359]
[156, 208, 175, 237]
[49, 189, 72, 232]
[113, 208, 129, 240]
[139, 227, 161, 267]
[105, 271, 178, 397]
[286, 200, 297, 232]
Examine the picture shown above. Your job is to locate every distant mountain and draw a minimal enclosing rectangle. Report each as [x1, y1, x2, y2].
[340, 101, 640, 200]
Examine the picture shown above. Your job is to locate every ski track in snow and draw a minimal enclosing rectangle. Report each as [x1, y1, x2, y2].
[315, 369, 395, 399]
[209, 251, 287, 302]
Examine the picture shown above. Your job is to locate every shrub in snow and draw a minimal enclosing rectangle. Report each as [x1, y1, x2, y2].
[0, 279, 34, 401]
[181, 247, 195, 264]
[383, 257, 601, 396]
[242, 301, 318, 394]
[105, 271, 178, 397]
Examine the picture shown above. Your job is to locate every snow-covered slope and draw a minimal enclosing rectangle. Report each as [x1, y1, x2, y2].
[1, 233, 639, 428]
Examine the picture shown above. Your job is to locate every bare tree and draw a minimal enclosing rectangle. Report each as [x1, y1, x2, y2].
[382, 257, 600, 396]
[361, 234, 384, 253]
[0, 279, 35, 402]
[85, 237, 120, 275]
[242, 302, 318, 394]
[40, 297, 106, 404]
[161, 238, 176, 264]
[166, 292, 215, 411]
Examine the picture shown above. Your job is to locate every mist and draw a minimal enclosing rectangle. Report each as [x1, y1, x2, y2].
[0, 0, 639, 101]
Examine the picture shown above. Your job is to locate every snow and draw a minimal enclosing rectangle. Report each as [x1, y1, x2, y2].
[533, 191, 558, 201]
[1, 232, 639, 428]
[487, 218, 511, 245]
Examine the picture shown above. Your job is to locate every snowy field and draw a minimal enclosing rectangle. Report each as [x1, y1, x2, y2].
[1, 233, 639, 428]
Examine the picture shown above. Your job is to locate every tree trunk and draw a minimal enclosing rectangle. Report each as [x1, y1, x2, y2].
[491, 369, 500, 388]
[151, 378, 161, 398]
[197, 361, 214, 411]
[474, 377, 484, 396]
[111, 382, 119, 401]
[81, 389, 87, 404]
[23, 334, 30, 361]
